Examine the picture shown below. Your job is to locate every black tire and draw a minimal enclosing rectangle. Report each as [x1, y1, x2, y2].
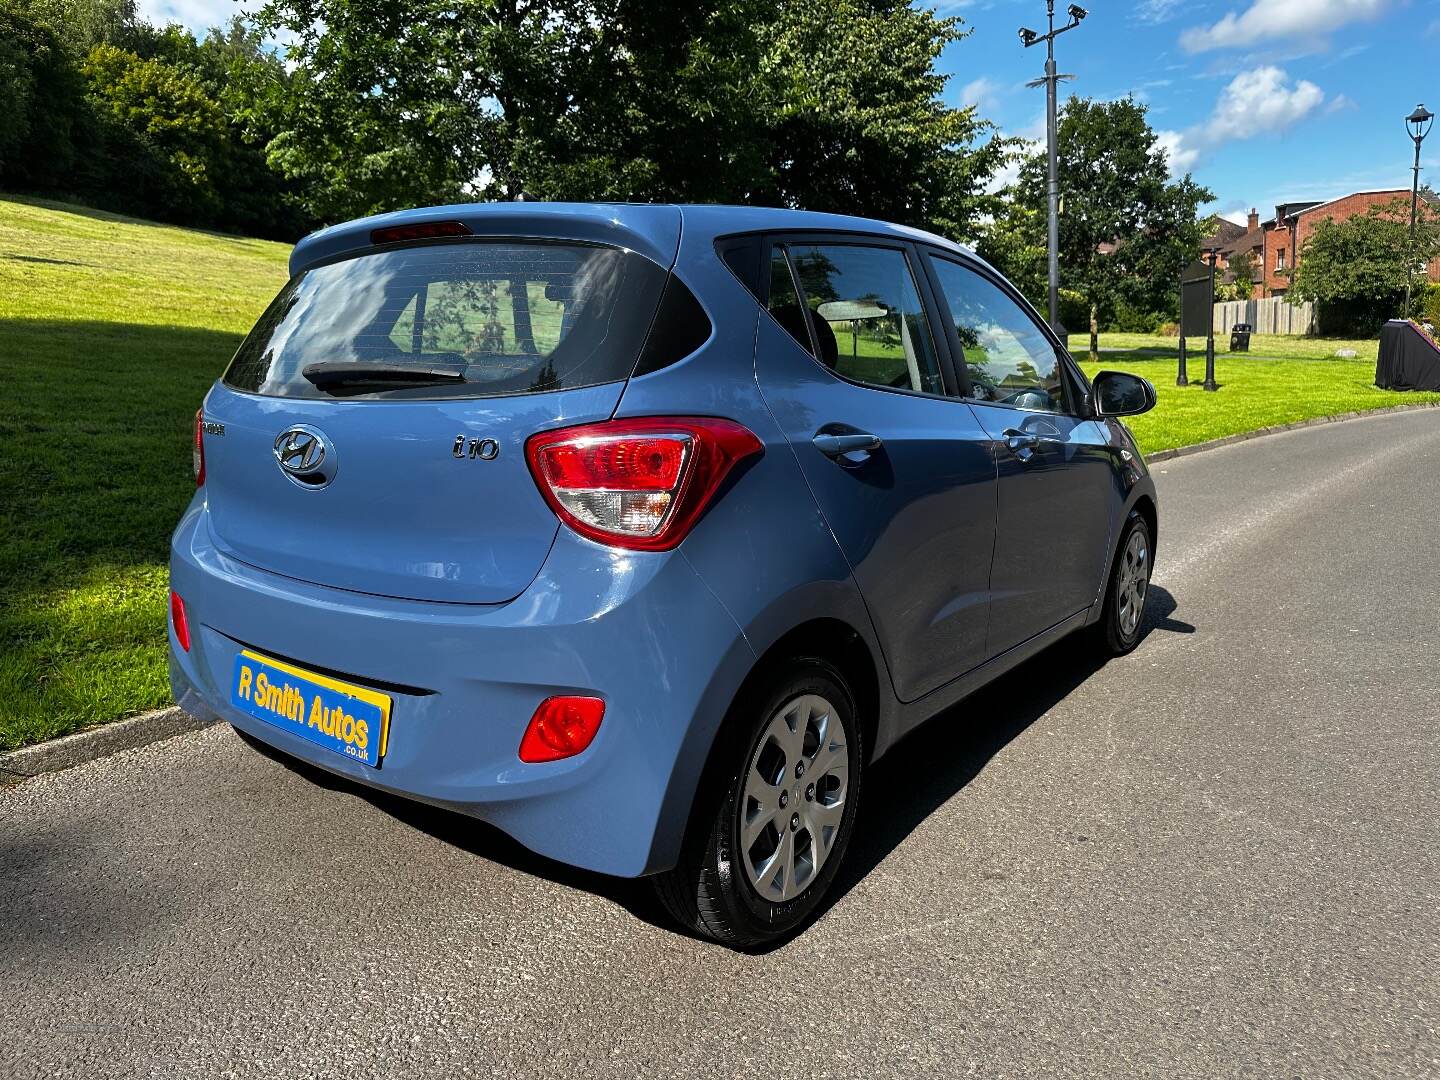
[653, 657, 864, 949]
[1092, 510, 1152, 656]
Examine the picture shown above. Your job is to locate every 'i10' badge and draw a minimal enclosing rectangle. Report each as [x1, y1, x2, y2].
[453, 435, 500, 460]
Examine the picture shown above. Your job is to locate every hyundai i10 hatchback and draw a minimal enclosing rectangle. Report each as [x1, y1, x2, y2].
[169, 202, 1158, 948]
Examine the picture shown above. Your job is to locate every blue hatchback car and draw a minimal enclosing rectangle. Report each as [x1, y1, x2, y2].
[169, 202, 1158, 946]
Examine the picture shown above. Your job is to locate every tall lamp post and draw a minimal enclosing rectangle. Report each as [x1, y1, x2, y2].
[1203, 247, 1220, 392]
[1403, 104, 1433, 321]
[1020, 2, 1088, 336]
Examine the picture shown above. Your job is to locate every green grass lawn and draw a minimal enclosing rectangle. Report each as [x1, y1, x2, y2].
[1076, 347, 1440, 454]
[1091, 331, 1379, 362]
[0, 196, 289, 749]
[2, 195, 1438, 751]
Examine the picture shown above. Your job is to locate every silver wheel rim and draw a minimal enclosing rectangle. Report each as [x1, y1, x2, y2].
[1116, 528, 1150, 638]
[739, 693, 849, 903]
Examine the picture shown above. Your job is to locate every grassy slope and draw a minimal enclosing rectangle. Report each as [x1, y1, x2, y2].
[0, 196, 289, 748]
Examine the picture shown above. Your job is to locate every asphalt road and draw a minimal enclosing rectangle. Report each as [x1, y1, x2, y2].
[4, 409, 1439, 1079]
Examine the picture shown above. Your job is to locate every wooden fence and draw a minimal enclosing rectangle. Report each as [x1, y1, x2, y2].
[1212, 297, 1318, 336]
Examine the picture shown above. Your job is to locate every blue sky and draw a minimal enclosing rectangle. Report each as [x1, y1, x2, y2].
[938, 0, 1439, 224]
[140, 0, 1438, 226]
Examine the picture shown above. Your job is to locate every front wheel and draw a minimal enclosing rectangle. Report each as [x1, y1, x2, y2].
[1093, 510, 1152, 656]
[654, 658, 863, 949]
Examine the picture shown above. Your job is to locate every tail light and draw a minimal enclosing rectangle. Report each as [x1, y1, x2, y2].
[525, 417, 762, 551]
[170, 590, 191, 652]
[518, 696, 605, 763]
[193, 409, 205, 487]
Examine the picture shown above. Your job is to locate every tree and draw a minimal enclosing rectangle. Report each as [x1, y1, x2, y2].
[247, 0, 1007, 233]
[0, 6, 92, 189]
[1229, 248, 1257, 301]
[1287, 197, 1440, 335]
[82, 44, 229, 222]
[12, 0, 136, 54]
[979, 96, 1213, 359]
[750, 0, 1007, 240]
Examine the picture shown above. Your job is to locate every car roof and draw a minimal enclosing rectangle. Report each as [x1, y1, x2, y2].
[288, 202, 976, 277]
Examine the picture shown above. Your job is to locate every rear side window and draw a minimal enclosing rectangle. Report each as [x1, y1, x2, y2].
[224, 241, 667, 399]
[777, 243, 945, 396]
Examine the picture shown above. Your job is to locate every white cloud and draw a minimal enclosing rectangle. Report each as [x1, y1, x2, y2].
[1136, 0, 1185, 24]
[1157, 66, 1324, 175]
[959, 77, 1003, 114]
[1155, 129, 1199, 173]
[138, 0, 249, 32]
[1181, 0, 1387, 53]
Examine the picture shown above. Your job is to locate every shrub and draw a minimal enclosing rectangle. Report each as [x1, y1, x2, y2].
[1422, 281, 1440, 326]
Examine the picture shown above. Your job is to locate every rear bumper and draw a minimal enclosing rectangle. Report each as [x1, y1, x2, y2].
[168, 499, 755, 877]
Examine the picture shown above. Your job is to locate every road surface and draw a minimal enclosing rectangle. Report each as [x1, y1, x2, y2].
[3, 409, 1438, 1079]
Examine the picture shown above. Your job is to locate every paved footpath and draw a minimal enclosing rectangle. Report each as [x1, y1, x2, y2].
[3, 410, 1438, 1079]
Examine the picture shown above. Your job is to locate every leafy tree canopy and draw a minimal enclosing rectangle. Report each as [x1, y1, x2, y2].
[248, 0, 1009, 233]
[979, 95, 1212, 350]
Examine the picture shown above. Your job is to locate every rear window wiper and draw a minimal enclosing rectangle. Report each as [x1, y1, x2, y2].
[301, 361, 467, 389]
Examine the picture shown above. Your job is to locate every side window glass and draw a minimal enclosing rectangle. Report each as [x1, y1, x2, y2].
[930, 257, 1069, 413]
[778, 244, 944, 395]
[767, 245, 816, 356]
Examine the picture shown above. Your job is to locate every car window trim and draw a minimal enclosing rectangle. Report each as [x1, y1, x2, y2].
[919, 246, 1094, 418]
[764, 232, 965, 402]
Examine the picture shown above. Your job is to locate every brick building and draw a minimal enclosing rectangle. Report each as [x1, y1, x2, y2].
[1262, 190, 1440, 298]
[1205, 190, 1440, 299]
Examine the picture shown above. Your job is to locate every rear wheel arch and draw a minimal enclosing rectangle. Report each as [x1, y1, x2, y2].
[746, 618, 880, 767]
[669, 618, 880, 869]
[1131, 493, 1158, 564]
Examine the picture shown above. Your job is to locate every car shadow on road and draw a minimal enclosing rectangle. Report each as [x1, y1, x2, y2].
[239, 586, 1194, 946]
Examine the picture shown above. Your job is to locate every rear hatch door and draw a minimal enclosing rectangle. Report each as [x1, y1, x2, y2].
[201, 236, 669, 604]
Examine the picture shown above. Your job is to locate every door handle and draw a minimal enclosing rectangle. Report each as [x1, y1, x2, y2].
[1002, 427, 1057, 462]
[813, 431, 883, 459]
[1003, 429, 1039, 452]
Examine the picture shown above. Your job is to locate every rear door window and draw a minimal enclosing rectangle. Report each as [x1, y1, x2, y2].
[769, 242, 945, 396]
[224, 241, 667, 399]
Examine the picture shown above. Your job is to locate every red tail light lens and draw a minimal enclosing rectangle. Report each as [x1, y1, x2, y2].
[525, 417, 762, 551]
[518, 696, 605, 763]
[370, 220, 472, 245]
[193, 409, 205, 487]
[170, 590, 191, 652]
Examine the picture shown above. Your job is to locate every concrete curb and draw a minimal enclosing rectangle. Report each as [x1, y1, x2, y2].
[1144, 401, 1440, 463]
[3, 401, 1437, 786]
[0, 707, 215, 785]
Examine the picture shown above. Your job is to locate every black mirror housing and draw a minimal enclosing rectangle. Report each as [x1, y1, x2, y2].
[1092, 370, 1157, 418]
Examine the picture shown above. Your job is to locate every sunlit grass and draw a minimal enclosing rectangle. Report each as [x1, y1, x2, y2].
[1092, 331, 1379, 362]
[0, 196, 289, 749]
[1077, 350, 1440, 454]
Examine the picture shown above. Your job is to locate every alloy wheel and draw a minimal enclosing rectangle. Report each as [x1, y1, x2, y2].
[739, 694, 850, 902]
[1116, 528, 1150, 638]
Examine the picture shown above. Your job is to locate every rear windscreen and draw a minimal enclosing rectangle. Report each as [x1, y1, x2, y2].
[223, 240, 668, 399]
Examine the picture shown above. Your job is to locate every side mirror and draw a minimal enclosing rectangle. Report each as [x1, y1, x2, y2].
[1093, 370, 1156, 418]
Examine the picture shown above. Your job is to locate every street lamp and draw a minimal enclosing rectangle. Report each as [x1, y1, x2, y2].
[1203, 247, 1220, 392]
[1403, 103, 1433, 320]
[1020, 1, 1087, 336]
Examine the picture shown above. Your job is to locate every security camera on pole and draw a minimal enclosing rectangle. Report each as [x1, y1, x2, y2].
[1020, 2, 1087, 338]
